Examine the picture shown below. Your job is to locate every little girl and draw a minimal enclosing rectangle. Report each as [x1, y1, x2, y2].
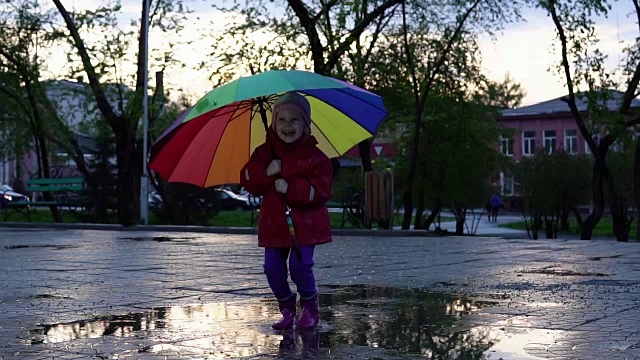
[240, 92, 333, 330]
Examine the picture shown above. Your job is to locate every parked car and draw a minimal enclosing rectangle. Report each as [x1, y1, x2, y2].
[148, 191, 163, 210]
[215, 188, 252, 211]
[238, 187, 262, 208]
[0, 184, 29, 209]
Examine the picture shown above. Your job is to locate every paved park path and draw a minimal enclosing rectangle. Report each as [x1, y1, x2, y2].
[1, 226, 639, 359]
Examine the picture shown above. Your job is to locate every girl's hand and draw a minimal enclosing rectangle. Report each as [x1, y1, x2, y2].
[275, 179, 288, 194]
[265, 160, 281, 176]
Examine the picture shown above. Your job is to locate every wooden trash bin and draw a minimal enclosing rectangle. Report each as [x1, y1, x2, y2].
[364, 170, 394, 229]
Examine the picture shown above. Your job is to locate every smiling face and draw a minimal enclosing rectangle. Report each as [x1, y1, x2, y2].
[274, 108, 306, 144]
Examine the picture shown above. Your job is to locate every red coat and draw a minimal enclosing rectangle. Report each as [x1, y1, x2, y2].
[240, 129, 333, 248]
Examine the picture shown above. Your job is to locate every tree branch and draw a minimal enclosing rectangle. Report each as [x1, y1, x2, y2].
[313, 0, 340, 23]
[633, 0, 640, 33]
[287, 0, 324, 73]
[364, 6, 396, 68]
[51, 0, 119, 127]
[325, 0, 402, 74]
[402, 0, 419, 105]
[548, 0, 598, 154]
[621, 59, 640, 114]
[418, 0, 482, 110]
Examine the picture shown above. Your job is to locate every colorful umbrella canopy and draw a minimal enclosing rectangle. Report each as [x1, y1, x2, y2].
[149, 70, 388, 188]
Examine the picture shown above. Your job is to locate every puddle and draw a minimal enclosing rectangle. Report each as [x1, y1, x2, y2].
[24, 285, 552, 358]
[588, 254, 624, 261]
[28, 294, 73, 300]
[4, 244, 80, 250]
[117, 236, 199, 242]
[520, 268, 610, 277]
[483, 328, 563, 359]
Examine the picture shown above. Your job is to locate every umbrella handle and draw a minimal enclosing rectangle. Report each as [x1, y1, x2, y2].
[284, 200, 302, 260]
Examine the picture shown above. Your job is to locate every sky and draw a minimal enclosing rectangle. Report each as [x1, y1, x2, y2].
[478, 2, 637, 106]
[42, 0, 638, 107]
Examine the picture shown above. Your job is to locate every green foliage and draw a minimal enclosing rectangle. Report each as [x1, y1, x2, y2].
[472, 73, 526, 109]
[149, 183, 221, 226]
[535, 0, 639, 240]
[606, 134, 636, 239]
[206, 0, 311, 85]
[500, 217, 638, 239]
[514, 150, 592, 238]
[419, 96, 502, 210]
[0, 73, 32, 161]
[607, 134, 635, 202]
[83, 127, 118, 221]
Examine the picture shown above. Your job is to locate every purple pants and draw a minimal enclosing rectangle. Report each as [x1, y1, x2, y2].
[264, 245, 317, 301]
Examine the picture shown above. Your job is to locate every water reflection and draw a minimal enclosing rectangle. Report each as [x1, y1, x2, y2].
[278, 329, 320, 358]
[320, 285, 498, 358]
[28, 285, 501, 358]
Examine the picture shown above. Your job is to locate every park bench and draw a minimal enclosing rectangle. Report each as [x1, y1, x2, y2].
[340, 185, 365, 228]
[3, 177, 86, 222]
[340, 170, 395, 229]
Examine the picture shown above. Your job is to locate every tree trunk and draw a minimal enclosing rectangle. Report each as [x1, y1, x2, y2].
[455, 207, 465, 235]
[560, 206, 570, 231]
[543, 212, 559, 239]
[572, 206, 583, 228]
[532, 214, 541, 240]
[581, 155, 607, 239]
[358, 138, 372, 173]
[634, 136, 640, 241]
[413, 185, 425, 229]
[423, 204, 440, 231]
[604, 160, 630, 242]
[609, 194, 630, 242]
[402, 107, 423, 229]
[115, 132, 141, 226]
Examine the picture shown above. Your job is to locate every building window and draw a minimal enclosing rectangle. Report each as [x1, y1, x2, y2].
[522, 130, 536, 156]
[564, 129, 578, 154]
[501, 172, 514, 196]
[500, 136, 513, 156]
[585, 135, 599, 154]
[543, 130, 556, 154]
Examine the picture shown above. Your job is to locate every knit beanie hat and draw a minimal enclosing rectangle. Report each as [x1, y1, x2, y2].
[272, 92, 312, 129]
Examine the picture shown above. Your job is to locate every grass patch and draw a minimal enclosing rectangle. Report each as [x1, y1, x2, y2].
[211, 211, 409, 229]
[499, 217, 638, 238]
[1, 207, 83, 223]
[2, 207, 413, 229]
[3, 206, 454, 231]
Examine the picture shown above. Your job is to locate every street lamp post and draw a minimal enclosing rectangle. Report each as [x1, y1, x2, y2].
[140, 0, 150, 225]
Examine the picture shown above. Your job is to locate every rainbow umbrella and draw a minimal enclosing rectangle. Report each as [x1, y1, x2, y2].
[149, 69, 388, 187]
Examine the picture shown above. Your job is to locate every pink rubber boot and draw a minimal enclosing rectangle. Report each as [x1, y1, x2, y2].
[272, 294, 297, 330]
[296, 295, 319, 329]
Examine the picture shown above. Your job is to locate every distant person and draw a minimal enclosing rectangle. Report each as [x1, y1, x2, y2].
[490, 193, 502, 222]
[240, 92, 333, 330]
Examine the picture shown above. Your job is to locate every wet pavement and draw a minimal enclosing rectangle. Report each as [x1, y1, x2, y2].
[1, 227, 640, 359]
